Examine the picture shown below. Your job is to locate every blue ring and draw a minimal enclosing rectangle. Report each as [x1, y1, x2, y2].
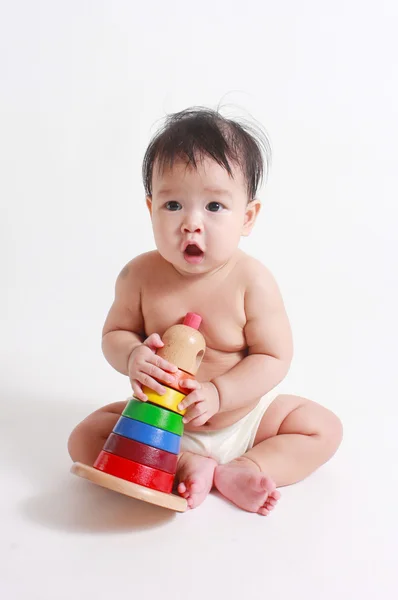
[113, 416, 181, 455]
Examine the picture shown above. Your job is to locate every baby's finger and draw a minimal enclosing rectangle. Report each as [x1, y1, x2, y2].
[131, 380, 148, 402]
[143, 333, 164, 352]
[180, 379, 200, 390]
[182, 402, 206, 424]
[139, 372, 167, 396]
[144, 362, 175, 388]
[188, 414, 209, 427]
[177, 392, 199, 412]
[152, 354, 178, 374]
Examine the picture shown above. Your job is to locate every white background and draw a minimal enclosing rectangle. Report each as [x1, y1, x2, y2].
[1, 1, 397, 599]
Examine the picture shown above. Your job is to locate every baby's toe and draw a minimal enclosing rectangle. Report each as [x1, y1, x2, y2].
[178, 479, 201, 501]
[258, 488, 280, 515]
[178, 482, 192, 500]
[272, 489, 281, 501]
[258, 506, 271, 516]
[259, 500, 276, 514]
[178, 482, 187, 494]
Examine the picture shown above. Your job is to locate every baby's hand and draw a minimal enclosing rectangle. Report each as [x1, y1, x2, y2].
[178, 380, 220, 427]
[127, 333, 178, 401]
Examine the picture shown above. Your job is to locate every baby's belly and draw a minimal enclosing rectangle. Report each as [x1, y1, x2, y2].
[184, 347, 260, 432]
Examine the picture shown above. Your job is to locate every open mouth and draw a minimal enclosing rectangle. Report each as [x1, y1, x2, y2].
[183, 244, 204, 264]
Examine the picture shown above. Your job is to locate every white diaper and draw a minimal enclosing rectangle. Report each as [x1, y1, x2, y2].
[180, 386, 281, 464]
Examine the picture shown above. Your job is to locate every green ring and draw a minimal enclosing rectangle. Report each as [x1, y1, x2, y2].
[122, 398, 183, 436]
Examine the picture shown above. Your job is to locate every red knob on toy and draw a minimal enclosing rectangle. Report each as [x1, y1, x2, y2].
[183, 312, 202, 330]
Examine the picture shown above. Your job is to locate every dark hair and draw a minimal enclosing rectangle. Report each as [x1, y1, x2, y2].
[142, 107, 271, 201]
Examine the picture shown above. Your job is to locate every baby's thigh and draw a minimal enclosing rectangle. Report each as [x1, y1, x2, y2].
[253, 394, 342, 446]
[68, 400, 127, 465]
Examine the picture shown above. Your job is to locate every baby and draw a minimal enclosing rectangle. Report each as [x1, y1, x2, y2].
[68, 107, 343, 515]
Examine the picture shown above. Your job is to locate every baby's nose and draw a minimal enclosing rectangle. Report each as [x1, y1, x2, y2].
[181, 216, 203, 233]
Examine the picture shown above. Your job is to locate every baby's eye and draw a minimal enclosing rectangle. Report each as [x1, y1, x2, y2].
[165, 201, 181, 211]
[206, 201, 225, 212]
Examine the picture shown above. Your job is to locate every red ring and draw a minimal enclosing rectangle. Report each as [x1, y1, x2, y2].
[94, 450, 174, 493]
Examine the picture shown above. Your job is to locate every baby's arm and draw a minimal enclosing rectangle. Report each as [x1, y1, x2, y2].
[102, 258, 146, 375]
[212, 264, 294, 413]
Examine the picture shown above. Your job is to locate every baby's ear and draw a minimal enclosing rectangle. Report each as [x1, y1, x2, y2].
[242, 198, 261, 236]
[146, 196, 153, 216]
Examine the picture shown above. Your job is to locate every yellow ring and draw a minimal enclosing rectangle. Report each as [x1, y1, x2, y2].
[142, 385, 186, 416]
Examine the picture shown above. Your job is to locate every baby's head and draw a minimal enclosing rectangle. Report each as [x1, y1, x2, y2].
[143, 107, 271, 276]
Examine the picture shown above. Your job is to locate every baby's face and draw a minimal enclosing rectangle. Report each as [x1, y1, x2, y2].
[147, 156, 260, 276]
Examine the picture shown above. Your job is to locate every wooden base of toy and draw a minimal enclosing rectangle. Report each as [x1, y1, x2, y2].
[71, 462, 187, 512]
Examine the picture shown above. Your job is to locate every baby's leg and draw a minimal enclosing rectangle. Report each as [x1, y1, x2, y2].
[214, 395, 343, 515]
[68, 401, 127, 465]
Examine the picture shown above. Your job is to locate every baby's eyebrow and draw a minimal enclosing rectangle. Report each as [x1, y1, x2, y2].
[157, 187, 232, 198]
[157, 188, 175, 196]
[203, 187, 232, 197]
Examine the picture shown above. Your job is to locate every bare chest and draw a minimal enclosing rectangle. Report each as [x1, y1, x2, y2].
[141, 276, 247, 361]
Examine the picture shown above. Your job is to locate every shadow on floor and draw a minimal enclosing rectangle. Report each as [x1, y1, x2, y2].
[2, 389, 176, 532]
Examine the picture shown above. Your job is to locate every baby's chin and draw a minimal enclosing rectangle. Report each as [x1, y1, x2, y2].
[175, 254, 234, 278]
[174, 258, 210, 277]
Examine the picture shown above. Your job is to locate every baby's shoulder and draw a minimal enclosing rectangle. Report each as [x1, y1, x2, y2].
[235, 251, 275, 288]
[117, 250, 162, 282]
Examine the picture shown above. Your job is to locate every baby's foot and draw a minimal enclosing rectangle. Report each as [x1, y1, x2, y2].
[177, 453, 217, 509]
[214, 461, 280, 516]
